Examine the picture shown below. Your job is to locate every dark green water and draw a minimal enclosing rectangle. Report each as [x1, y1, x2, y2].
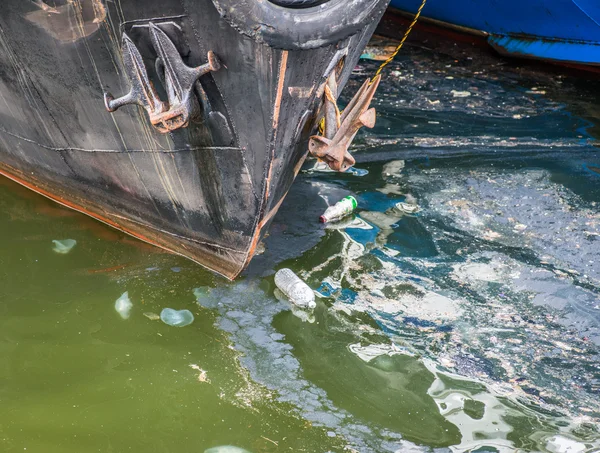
[2, 37, 600, 452]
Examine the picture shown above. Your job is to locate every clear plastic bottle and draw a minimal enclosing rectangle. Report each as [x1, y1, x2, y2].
[319, 195, 357, 223]
[274, 268, 316, 309]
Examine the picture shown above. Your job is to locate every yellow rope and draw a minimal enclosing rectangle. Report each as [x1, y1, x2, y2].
[318, 0, 427, 135]
[371, 0, 428, 81]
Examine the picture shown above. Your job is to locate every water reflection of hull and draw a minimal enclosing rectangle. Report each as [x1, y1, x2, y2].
[388, 0, 600, 69]
[0, 0, 388, 279]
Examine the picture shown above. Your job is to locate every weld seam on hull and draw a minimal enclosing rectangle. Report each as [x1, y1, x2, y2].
[108, 212, 243, 253]
[0, 126, 239, 153]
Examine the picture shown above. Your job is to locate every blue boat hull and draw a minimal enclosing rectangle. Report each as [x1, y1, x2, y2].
[389, 0, 600, 66]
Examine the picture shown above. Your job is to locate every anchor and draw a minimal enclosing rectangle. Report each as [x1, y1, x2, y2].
[308, 73, 381, 172]
[104, 23, 220, 134]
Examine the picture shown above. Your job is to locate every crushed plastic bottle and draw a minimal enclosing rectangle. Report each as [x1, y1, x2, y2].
[319, 195, 357, 223]
[274, 268, 316, 309]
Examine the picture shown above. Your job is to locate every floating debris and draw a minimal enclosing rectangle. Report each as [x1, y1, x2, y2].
[189, 364, 210, 383]
[52, 239, 76, 254]
[513, 223, 527, 232]
[160, 308, 194, 327]
[450, 90, 471, 98]
[394, 201, 421, 214]
[349, 343, 414, 362]
[143, 312, 160, 321]
[114, 291, 133, 320]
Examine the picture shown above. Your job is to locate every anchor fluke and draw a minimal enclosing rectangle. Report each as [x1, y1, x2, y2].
[103, 24, 221, 134]
[309, 74, 381, 172]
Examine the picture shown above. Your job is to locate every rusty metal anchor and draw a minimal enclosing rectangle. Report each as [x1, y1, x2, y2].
[308, 73, 381, 172]
[104, 23, 220, 134]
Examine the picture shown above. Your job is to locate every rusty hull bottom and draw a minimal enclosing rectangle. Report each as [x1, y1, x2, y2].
[0, 161, 250, 280]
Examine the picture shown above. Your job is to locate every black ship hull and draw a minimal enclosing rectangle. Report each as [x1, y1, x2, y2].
[0, 0, 388, 279]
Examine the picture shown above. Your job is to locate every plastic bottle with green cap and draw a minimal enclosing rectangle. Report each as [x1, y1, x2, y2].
[319, 195, 357, 223]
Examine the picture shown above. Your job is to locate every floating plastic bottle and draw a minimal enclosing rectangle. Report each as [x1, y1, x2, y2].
[319, 195, 357, 223]
[274, 268, 316, 309]
[52, 239, 77, 254]
[143, 312, 160, 321]
[160, 308, 194, 327]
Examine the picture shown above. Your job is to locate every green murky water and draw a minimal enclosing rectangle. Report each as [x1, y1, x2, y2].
[2, 34, 600, 452]
[0, 180, 344, 452]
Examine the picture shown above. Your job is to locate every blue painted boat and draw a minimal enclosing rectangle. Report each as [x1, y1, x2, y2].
[389, 0, 600, 68]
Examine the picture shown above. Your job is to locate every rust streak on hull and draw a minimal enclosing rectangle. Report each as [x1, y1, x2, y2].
[241, 50, 290, 270]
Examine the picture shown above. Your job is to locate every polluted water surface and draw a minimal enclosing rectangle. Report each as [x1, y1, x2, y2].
[1, 29, 600, 453]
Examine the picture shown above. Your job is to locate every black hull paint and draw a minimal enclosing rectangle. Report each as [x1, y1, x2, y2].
[0, 0, 387, 279]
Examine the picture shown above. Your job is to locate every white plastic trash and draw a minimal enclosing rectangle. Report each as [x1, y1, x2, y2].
[395, 201, 420, 214]
[274, 268, 316, 309]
